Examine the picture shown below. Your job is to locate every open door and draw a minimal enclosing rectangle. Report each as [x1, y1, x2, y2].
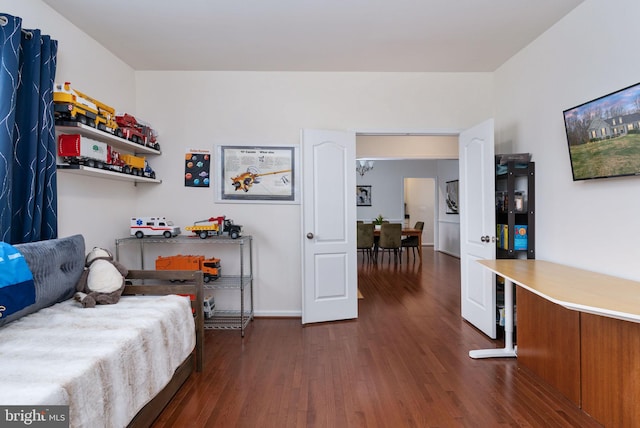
[301, 129, 357, 324]
[459, 119, 497, 338]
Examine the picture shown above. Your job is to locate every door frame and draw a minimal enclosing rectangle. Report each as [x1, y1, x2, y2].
[355, 128, 463, 254]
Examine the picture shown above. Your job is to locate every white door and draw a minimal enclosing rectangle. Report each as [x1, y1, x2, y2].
[459, 119, 496, 338]
[301, 128, 357, 324]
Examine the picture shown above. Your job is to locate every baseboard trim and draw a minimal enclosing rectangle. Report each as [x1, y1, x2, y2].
[254, 310, 302, 318]
[437, 249, 460, 258]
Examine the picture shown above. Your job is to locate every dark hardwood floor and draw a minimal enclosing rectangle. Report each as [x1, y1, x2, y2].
[151, 248, 602, 428]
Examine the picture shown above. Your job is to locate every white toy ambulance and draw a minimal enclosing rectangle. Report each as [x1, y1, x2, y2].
[130, 217, 181, 238]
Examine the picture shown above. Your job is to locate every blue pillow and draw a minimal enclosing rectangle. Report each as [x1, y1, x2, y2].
[0, 242, 35, 320]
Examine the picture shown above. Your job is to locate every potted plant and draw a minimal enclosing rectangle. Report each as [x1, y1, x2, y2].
[373, 214, 385, 230]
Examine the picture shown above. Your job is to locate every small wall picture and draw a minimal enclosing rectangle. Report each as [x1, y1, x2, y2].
[185, 149, 211, 187]
[445, 180, 459, 214]
[357, 185, 372, 206]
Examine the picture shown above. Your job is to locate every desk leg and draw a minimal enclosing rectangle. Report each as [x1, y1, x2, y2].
[418, 234, 422, 262]
[469, 278, 517, 359]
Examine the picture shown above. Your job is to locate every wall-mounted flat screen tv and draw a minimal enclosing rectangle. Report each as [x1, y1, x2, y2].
[563, 81, 640, 181]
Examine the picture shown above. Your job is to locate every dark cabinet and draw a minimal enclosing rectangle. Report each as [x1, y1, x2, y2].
[495, 158, 535, 259]
[495, 156, 535, 333]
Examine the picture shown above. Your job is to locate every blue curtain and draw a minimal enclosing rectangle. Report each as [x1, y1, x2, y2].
[0, 14, 58, 244]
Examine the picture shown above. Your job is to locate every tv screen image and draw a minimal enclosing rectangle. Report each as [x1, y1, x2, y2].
[563, 81, 640, 181]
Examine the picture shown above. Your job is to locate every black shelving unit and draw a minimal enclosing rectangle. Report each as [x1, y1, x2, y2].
[495, 159, 535, 259]
[494, 157, 535, 338]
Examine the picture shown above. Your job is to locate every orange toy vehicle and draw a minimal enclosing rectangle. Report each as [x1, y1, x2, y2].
[155, 254, 221, 283]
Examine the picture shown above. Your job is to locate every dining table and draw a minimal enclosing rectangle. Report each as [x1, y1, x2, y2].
[373, 227, 423, 262]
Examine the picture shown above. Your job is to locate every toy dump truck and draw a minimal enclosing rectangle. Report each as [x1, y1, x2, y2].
[155, 254, 221, 283]
[184, 216, 242, 239]
[119, 154, 155, 178]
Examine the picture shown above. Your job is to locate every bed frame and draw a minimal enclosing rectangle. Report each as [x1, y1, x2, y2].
[123, 269, 204, 428]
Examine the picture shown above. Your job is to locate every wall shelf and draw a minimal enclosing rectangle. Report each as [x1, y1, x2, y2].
[57, 164, 161, 183]
[56, 122, 161, 155]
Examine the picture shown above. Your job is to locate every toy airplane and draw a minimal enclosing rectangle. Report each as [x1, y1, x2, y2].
[231, 168, 291, 192]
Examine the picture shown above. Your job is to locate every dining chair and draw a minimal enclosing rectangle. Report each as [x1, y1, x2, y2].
[357, 222, 375, 263]
[401, 221, 424, 262]
[373, 220, 389, 247]
[378, 223, 402, 264]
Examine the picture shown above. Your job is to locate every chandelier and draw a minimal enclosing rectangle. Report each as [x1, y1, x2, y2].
[356, 160, 374, 176]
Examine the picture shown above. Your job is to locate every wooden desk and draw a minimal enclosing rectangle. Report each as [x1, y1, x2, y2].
[478, 259, 640, 322]
[373, 228, 423, 262]
[476, 259, 640, 426]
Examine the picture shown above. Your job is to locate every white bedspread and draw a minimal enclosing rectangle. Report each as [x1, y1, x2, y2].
[0, 295, 195, 428]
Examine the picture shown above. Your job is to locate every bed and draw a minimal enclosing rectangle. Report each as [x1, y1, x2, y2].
[0, 235, 204, 428]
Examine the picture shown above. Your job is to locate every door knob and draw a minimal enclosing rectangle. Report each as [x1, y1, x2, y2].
[306, 233, 314, 239]
[481, 235, 489, 242]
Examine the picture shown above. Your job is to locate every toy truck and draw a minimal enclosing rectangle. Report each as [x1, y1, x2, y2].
[53, 82, 118, 134]
[57, 134, 109, 168]
[106, 149, 128, 174]
[155, 254, 221, 283]
[58, 134, 151, 178]
[115, 113, 160, 151]
[184, 216, 242, 239]
[120, 153, 155, 178]
[142, 160, 156, 179]
[130, 217, 181, 238]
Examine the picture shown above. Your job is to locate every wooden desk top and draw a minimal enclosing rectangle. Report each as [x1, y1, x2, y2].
[478, 259, 640, 323]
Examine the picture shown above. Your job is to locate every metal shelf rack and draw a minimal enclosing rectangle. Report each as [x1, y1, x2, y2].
[115, 235, 254, 336]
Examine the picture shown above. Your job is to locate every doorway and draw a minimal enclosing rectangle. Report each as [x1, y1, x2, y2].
[404, 177, 434, 246]
[356, 134, 459, 254]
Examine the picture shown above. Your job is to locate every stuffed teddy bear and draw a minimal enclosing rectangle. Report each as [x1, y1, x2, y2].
[74, 247, 128, 308]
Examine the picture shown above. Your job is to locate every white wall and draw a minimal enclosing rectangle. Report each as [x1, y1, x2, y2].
[356, 159, 434, 223]
[135, 73, 489, 315]
[2, 0, 138, 252]
[355, 158, 460, 254]
[494, 0, 640, 281]
[436, 160, 460, 257]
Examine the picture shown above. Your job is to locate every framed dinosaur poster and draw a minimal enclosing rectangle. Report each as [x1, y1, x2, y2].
[217, 145, 297, 203]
